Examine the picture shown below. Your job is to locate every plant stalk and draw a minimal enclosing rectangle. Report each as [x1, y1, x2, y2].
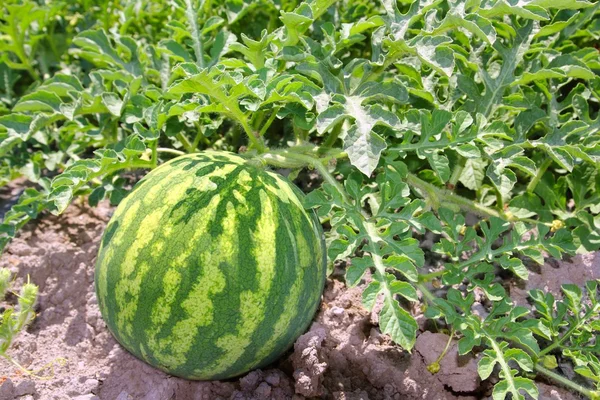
[427, 328, 455, 374]
[419, 270, 445, 282]
[176, 133, 194, 153]
[535, 364, 599, 399]
[319, 123, 342, 154]
[416, 282, 437, 304]
[240, 119, 267, 153]
[526, 158, 552, 194]
[488, 339, 522, 399]
[157, 148, 186, 156]
[192, 123, 209, 150]
[151, 141, 158, 168]
[406, 173, 504, 219]
[263, 150, 350, 204]
[259, 109, 280, 137]
[448, 156, 466, 189]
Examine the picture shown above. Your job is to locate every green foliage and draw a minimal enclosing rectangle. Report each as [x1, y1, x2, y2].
[533, 281, 600, 392]
[1, 0, 599, 397]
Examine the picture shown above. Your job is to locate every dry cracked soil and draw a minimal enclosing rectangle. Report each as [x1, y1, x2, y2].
[0, 183, 597, 400]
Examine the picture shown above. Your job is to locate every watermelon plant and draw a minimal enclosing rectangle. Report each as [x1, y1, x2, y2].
[1, 0, 600, 397]
[0, 268, 38, 372]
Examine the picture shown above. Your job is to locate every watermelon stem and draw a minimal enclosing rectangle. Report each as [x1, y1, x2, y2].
[405, 173, 507, 220]
[258, 108, 280, 137]
[318, 124, 342, 154]
[241, 119, 267, 153]
[534, 364, 600, 399]
[260, 150, 351, 204]
[157, 148, 186, 156]
[176, 133, 195, 153]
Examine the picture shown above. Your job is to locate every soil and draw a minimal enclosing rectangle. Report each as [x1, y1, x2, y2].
[0, 187, 595, 399]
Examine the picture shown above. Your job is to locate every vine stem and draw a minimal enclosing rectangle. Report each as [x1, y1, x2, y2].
[2, 354, 67, 381]
[318, 124, 342, 155]
[262, 150, 350, 203]
[526, 158, 552, 193]
[102, 159, 155, 176]
[176, 133, 194, 153]
[535, 364, 599, 399]
[258, 108, 280, 137]
[448, 156, 465, 189]
[419, 270, 445, 282]
[416, 282, 437, 304]
[192, 122, 208, 150]
[241, 119, 267, 153]
[262, 150, 505, 222]
[150, 141, 158, 168]
[427, 328, 455, 374]
[260, 150, 503, 224]
[5, 355, 37, 377]
[157, 148, 186, 156]
[488, 339, 521, 400]
[406, 173, 505, 219]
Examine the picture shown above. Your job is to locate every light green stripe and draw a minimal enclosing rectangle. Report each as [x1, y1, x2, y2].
[114, 173, 195, 339]
[236, 168, 253, 191]
[144, 164, 240, 363]
[207, 189, 278, 376]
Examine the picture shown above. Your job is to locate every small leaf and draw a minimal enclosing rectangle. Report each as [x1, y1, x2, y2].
[101, 93, 124, 116]
[362, 281, 381, 311]
[345, 257, 373, 286]
[344, 124, 386, 177]
[13, 91, 62, 113]
[379, 297, 418, 350]
[541, 355, 558, 369]
[459, 158, 486, 191]
[389, 280, 418, 302]
[455, 144, 481, 159]
[48, 186, 73, 215]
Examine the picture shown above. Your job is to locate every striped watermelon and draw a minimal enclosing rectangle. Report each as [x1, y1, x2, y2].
[94, 151, 326, 380]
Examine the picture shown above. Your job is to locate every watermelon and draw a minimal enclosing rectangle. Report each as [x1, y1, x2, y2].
[94, 151, 326, 380]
